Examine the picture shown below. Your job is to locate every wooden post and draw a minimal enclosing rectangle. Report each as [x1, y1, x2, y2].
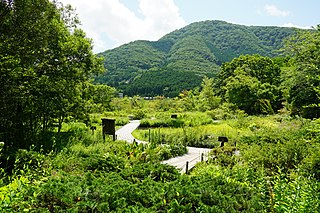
[201, 153, 204, 162]
[90, 126, 96, 135]
[171, 114, 177, 119]
[186, 161, 189, 174]
[218, 136, 228, 147]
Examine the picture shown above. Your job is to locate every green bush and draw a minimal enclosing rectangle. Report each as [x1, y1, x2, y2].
[209, 145, 239, 167]
[300, 145, 320, 180]
[241, 139, 308, 174]
[271, 173, 320, 212]
[133, 109, 146, 120]
[120, 163, 180, 183]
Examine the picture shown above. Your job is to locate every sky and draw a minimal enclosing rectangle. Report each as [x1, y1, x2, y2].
[59, 0, 320, 53]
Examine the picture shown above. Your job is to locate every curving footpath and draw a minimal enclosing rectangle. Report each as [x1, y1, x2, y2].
[116, 120, 212, 173]
[116, 120, 145, 144]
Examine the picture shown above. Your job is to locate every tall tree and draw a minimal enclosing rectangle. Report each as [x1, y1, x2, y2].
[199, 77, 221, 111]
[0, 0, 103, 148]
[218, 55, 282, 114]
[284, 28, 320, 118]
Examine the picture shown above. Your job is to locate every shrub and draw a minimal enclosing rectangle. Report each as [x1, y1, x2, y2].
[300, 145, 320, 180]
[209, 145, 239, 167]
[241, 139, 308, 174]
[271, 173, 320, 212]
[133, 109, 146, 120]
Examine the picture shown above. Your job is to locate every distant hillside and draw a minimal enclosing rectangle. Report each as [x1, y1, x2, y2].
[96, 20, 299, 97]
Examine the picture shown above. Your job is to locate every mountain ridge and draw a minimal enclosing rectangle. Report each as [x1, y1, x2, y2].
[96, 20, 300, 97]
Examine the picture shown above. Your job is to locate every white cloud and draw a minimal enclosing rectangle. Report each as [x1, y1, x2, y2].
[139, 0, 185, 31]
[282, 23, 312, 29]
[59, 0, 186, 52]
[264, 4, 290, 17]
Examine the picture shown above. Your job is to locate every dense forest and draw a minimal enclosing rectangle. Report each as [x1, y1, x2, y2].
[1, 0, 320, 212]
[96, 20, 300, 97]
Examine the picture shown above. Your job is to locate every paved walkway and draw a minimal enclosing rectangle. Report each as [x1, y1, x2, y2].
[116, 120, 145, 144]
[162, 146, 211, 173]
[116, 120, 212, 173]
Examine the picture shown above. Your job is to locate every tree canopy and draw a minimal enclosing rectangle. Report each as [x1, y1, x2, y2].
[284, 28, 320, 118]
[0, 0, 104, 149]
[218, 55, 282, 114]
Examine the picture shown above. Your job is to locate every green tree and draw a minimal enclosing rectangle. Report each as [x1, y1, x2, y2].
[284, 29, 320, 118]
[219, 55, 282, 114]
[199, 77, 221, 111]
[0, 0, 103, 148]
[91, 84, 116, 112]
[178, 89, 200, 111]
[224, 70, 259, 113]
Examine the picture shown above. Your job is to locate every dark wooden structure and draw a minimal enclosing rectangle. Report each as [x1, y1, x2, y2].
[101, 118, 116, 141]
[90, 126, 96, 134]
[218, 136, 228, 147]
[171, 114, 178, 119]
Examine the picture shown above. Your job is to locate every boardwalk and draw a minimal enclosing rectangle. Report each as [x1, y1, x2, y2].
[116, 120, 212, 173]
[116, 120, 145, 144]
[162, 146, 211, 173]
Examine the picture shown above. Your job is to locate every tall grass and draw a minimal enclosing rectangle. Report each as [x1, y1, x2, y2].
[133, 122, 241, 148]
[140, 112, 214, 128]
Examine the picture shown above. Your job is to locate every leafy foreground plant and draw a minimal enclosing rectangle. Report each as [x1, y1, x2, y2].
[0, 129, 262, 212]
[2, 116, 320, 212]
[1, 166, 268, 212]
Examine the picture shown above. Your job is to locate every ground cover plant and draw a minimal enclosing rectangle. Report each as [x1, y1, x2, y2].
[2, 113, 320, 212]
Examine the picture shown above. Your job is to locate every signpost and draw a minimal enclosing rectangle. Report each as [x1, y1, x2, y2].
[101, 118, 116, 141]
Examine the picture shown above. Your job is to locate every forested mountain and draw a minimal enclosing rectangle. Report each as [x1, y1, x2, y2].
[96, 20, 299, 97]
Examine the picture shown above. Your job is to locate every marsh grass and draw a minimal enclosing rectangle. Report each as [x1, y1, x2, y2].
[140, 112, 214, 128]
[133, 121, 242, 148]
